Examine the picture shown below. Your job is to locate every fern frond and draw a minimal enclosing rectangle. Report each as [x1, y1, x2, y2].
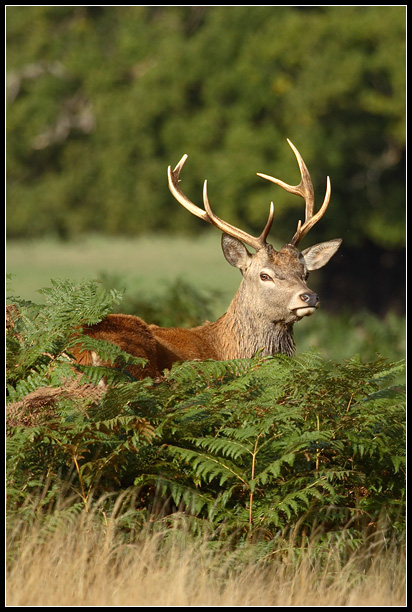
[255, 452, 296, 484]
[168, 445, 249, 488]
[190, 436, 251, 461]
[38, 278, 123, 326]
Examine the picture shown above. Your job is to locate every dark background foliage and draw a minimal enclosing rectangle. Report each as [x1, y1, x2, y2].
[6, 6, 406, 313]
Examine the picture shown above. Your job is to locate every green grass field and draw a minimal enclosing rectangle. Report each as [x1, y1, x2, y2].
[6, 234, 406, 365]
[6, 234, 238, 316]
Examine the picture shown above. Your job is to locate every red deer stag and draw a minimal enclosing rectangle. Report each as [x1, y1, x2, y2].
[72, 140, 342, 379]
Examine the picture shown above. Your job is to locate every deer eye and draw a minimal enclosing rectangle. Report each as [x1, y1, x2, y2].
[260, 272, 272, 282]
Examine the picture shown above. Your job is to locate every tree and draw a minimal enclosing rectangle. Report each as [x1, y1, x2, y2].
[6, 6, 406, 311]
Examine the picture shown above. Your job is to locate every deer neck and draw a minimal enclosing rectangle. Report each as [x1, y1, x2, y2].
[212, 290, 295, 359]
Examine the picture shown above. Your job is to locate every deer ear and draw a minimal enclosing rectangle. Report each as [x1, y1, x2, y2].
[221, 234, 252, 271]
[301, 238, 342, 271]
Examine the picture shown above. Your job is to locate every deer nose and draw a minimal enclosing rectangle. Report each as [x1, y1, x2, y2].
[300, 292, 320, 308]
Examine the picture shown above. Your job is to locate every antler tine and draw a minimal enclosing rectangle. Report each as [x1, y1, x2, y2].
[168, 154, 274, 251]
[203, 181, 274, 251]
[167, 155, 211, 224]
[257, 139, 331, 246]
[260, 200, 275, 244]
[289, 176, 331, 245]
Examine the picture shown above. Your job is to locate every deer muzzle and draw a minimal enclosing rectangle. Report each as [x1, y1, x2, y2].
[289, 291, 320, 318]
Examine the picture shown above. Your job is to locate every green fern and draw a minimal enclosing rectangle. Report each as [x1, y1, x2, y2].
[6, 279, 124, 395]
[6, 278, 405, 546]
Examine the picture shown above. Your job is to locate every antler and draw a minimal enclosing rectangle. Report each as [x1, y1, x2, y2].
[168, 155, 274, 252]
[257, 139, 331, 247]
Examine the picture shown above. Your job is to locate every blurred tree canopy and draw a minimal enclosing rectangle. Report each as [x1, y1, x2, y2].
[6, 6, 405, 242]
[6, 6, 406, 313]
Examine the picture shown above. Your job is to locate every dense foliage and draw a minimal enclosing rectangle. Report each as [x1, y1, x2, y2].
[7, 6, 405, 249]
[7, 279, 405, 549]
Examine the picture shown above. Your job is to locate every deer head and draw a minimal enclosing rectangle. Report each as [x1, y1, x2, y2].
[168, 140, 342, 333]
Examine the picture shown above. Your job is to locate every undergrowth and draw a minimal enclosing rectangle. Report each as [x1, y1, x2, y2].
[6, 278, 405, 558]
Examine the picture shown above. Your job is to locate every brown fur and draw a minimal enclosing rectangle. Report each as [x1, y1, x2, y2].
[71, 314, 225, 379]
[71, 239, 341, 380]
[70, 145, 343, 380]
[71, 314, 159, 379]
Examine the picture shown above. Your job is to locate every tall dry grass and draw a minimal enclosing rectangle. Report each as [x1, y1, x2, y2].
[6, 507, 406, 607]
